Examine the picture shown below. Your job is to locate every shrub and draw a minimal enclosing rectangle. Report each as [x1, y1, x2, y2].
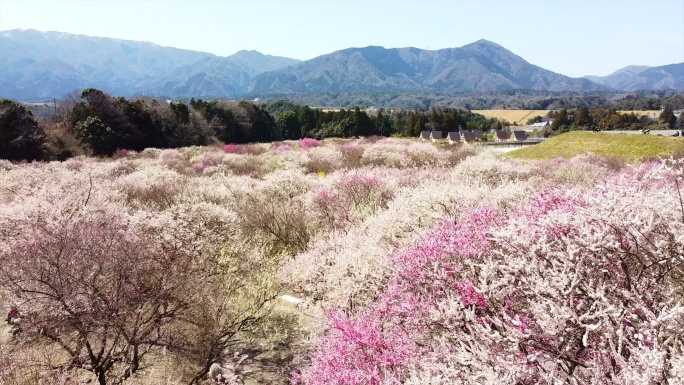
[298, 138, 323, 150]
[137, 147, 162, 159]
[216, 154, 267, 177]
[221, 143, 264, 156]
[339, 141, 365, 169]
[108, 159, 139, 177]
[404, 142, 440, 166]
[222, 143, 244, 154]
[442, 144, 477, 166]
[304, 147, 344, 174]
[360, 142, 405, 168]
[111, 148, 135, 160]
[116, 166, 187, 209]
[312, 171, 393, 230]
[232, 171, 315, 256]
[270, 142, 292, 154]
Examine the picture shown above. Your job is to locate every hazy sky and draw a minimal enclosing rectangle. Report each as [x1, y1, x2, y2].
[1, 0, 682, 77]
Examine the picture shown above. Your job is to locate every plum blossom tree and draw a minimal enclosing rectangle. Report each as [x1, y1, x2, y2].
[4, 134, 681, 384]
[0, 205, 193, 385]
[293, 159, 684, 384]
[312, 171, 393, 231]
[0, 175, 280, 385]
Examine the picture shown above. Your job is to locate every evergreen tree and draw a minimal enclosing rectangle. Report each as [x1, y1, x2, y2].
[73, 116, 119, 155]
[278, 110, 302, 140]
[299, 105, 316, 138]
[237, 101, 280, 143]
[573, 107, 593, 128]
[375, 109, 392, 136]
[352, 107, 376, 137]
[70, 89, 148, 155]
[407, 113, 417, 134]
[551, 109, 570, 132]
[660, 105, 677, 128]
[0, 99, 47, 161]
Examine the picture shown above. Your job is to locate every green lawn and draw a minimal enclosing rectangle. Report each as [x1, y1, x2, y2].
[507, 131, 684, 161]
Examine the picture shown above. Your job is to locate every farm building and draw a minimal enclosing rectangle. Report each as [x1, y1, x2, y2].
[494, 130, 510, 142]
[447, 132, 461, 144]
[460, 131, 480, 143]
[419, 131, 431, 140]
[513, 130, 528, 141]
[430, 131, 443, 142]
[530, 121, 552, 128]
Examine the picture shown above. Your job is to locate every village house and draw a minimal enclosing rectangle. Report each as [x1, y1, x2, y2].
[447, 132, 461, 145]
[460, 131, 479, 143]
[530, 121, 552, 129]
[430, 131, 443, 142]
[493, 130, 510, 142]
[512, 130, 528, 141]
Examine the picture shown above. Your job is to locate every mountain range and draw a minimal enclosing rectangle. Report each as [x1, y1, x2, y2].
[1, 29, 682, 101]
[582, 64, 684, 91]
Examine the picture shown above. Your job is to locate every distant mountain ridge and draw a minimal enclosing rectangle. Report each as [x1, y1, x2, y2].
[0, 29, 217, 98]
[1, 29, 682, 100]
[144, 52, 301, 98]
[250, 41, 607, 94]
[0, 29, 299, 99]
[583, 64, 684, 91]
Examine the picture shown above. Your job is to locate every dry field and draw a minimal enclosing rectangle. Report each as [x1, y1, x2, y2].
[616, 110, 662, 117]
[475, 110, 664, 122]
[472, 110, 549, 124]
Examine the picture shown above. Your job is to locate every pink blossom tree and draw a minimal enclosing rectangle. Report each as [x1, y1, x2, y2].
[294, 159, 684, 384]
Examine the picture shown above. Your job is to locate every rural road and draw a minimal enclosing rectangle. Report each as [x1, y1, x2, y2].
[604, 130, 681, 136]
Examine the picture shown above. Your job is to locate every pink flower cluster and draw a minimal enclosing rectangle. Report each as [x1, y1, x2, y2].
[312, 172, 393, 230]
[298, 138, 323, 150]
[222, 143, 265, 155]
[295, 159, 684, 384]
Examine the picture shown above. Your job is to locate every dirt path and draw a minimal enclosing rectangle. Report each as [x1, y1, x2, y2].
[236, 303, 316, 385]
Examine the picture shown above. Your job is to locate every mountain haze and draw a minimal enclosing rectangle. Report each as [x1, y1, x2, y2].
[1, 29, 682, 100]
[0, 29, 216, 97]
[0, 29, 298, 99]
[143, 52, 300, 98]
[583, 63, 684, 91]
[622, 63, 684, 91]
[250, 40, 607, 94]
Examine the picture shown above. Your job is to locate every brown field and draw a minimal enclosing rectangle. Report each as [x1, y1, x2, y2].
[472, 110, 549, 124]
[474, 110, 664, 123]
[617, 110, 662, 116]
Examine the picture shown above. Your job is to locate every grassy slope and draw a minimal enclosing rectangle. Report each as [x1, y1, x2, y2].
[507, 131, 684, 161]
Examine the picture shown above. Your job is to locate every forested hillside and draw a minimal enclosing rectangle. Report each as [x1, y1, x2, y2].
[2, 90, 683, 163]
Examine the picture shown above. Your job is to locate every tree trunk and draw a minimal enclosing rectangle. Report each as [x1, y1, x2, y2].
[97, 370, 107, 385]
[188, 361, 213, 385]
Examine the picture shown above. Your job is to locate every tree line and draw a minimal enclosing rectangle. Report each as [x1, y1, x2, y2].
[0, 91, 500, 162]
[2, 89, 683, 162]
[261, 100, 502, 139]
[255, 90, 684, 111]
[0, 89, 281, 161]
[528, 105, 683, 137]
